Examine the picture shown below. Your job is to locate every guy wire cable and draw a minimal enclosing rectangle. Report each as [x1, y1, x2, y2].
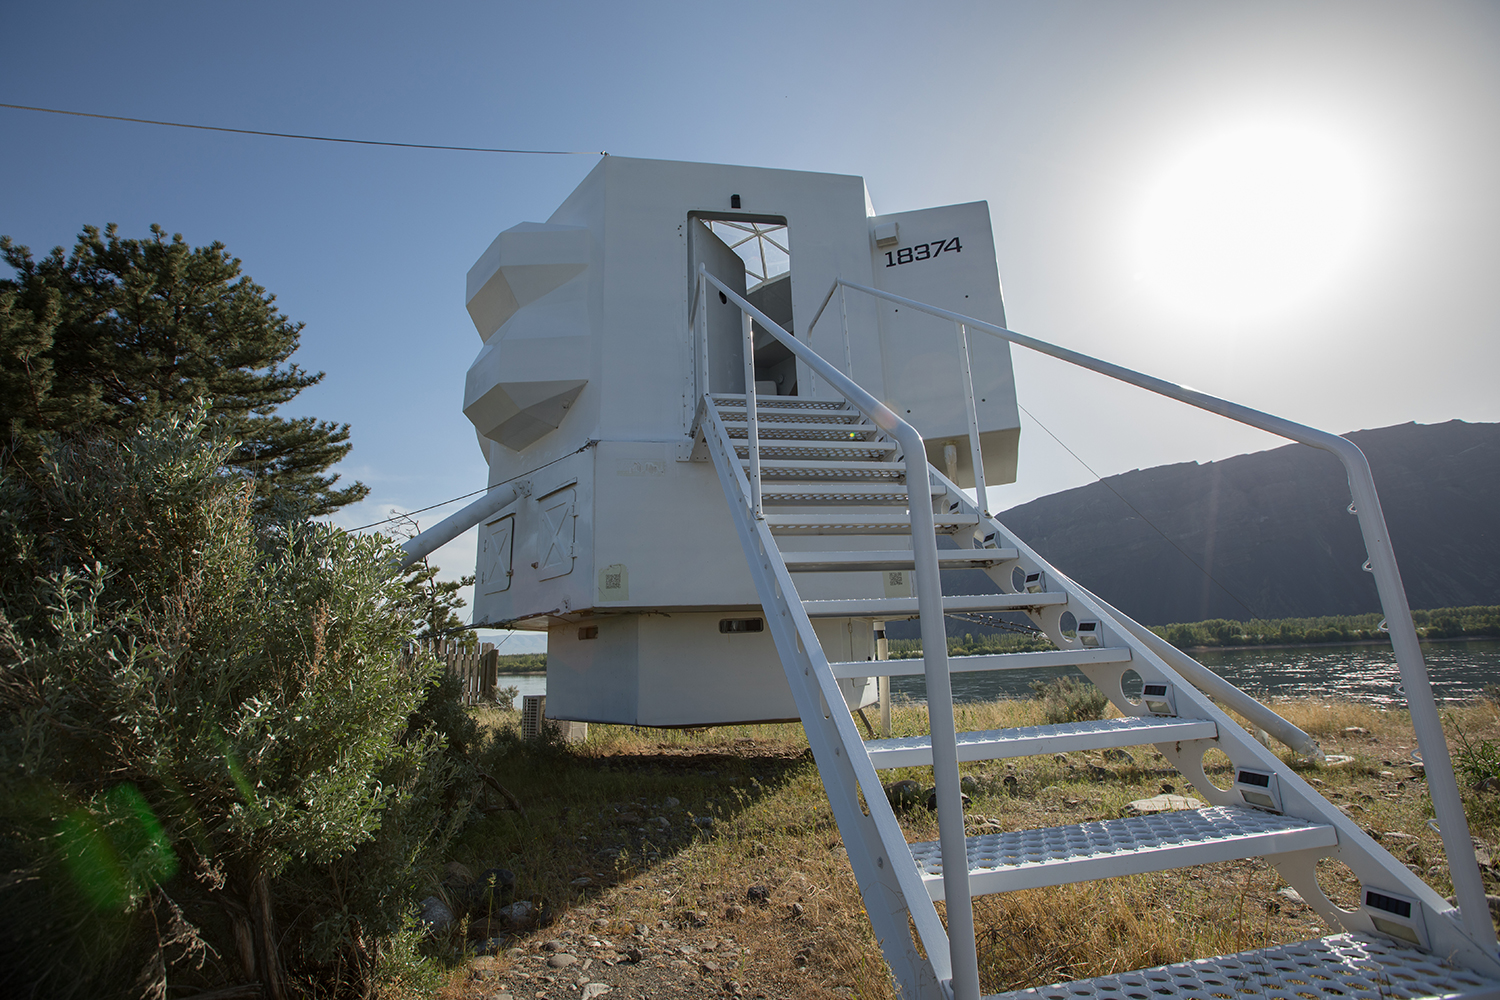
[0, 102, 606, 155]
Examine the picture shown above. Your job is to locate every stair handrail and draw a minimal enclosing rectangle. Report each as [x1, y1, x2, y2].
[926, 460, 1327, 762]
[697, 264, 983, 1000]
[812, 276, 1496, 949]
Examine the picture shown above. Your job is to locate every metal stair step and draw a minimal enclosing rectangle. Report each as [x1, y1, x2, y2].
[712, 394, 852, 412]
[767, 513, 979, 534]
[741, 458, 907, 480]
[784, 549, 1016, 571]
[830, 647, 1133, 678]
[863, 715, 1217, 768]
[803, 592, 1068, 618]
[734, 440, 898, 459]
[720, 401, 864, 413]
[828, 646, 1132, 678]
[722, 420, 879, 440]
[759, 484, 944, 505]
[983, 933, 1500, 1000]
[909, 805, 1336, 898]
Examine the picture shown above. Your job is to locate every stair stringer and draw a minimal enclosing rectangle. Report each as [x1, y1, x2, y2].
[931, 470, 1500, 978]
[700, 398, 954, 1000]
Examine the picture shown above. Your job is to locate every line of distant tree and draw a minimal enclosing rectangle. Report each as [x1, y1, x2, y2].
[1149, 605, 1500, 649]
[494, 651, 547, 673]
[886, 605, 1500, 659]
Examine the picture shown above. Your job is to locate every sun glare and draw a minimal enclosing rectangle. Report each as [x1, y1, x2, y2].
[1133, 121, 1376, 320]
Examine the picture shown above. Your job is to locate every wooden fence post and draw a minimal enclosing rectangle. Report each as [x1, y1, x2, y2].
[480, 643, 498, 703]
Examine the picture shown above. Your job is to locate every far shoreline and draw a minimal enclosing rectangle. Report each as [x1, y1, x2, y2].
[489, 633, 1498, 677]
[1178, 634, 1494, 653]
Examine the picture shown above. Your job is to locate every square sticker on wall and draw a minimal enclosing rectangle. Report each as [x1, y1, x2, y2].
[883, 569, 912, 598]
[598, 563, 629, 601]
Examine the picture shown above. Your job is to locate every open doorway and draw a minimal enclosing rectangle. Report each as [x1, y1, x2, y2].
[689, 214, 797, 396]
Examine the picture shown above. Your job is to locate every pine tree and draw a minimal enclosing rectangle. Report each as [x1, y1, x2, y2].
[0, 224, 366, 517]
[399, 556, 478, 641]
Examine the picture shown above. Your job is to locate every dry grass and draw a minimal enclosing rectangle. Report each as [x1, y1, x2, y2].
[440, 696, 1500, 998]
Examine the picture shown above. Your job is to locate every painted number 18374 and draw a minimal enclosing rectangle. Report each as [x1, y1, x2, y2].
[884, 237, 962, 267]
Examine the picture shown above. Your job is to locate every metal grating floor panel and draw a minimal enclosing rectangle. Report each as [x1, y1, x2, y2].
[985, 934, 1500, 1000]
[724, 421, 879, 440]
[828, 645, 1132, 679]
[865, 715, 1218, 768]
[744, 459, 907, 480]
[735, 441, 897, 460]
[711, 395, 851, 411]
[719, 410, 866, 424]
[910, 806, 1336, 897]
[784, 549, 1019, 572]
[760, 485, 938, 505]
[806, 593, 1068, 618]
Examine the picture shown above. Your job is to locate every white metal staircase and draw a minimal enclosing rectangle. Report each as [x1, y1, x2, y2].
[689, 266, 1500, 1000]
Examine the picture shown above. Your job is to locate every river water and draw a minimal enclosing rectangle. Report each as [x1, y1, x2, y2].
[498, 639, 1500, 710]
[889, 638, 1500, 707]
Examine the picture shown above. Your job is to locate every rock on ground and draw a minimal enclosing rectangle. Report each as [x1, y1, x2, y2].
[1122, 794, 1205, 816]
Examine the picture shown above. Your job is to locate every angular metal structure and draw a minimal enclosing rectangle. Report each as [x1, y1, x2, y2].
[451, 157, 1019, 727]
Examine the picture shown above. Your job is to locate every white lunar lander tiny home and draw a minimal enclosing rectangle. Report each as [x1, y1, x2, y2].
[402, 158, 1500, 1000]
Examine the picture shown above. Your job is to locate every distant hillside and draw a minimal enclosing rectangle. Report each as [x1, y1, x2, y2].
[984, 420, 1500, 626]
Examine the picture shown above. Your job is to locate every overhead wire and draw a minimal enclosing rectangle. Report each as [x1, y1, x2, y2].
[347, 486, 495, 532]
[0, 102, 606, 155]
[348, 440, 599, 533]
[1016, 402, 1262, 620]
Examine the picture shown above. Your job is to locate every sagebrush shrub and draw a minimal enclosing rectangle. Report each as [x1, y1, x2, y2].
[1030, 676, 1109, 725]
[0, 415, 477, 999]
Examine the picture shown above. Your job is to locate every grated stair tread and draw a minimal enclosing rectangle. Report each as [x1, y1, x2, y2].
[830, 646, 1133, 678]
[766, 513, 979, 534]
[982, 933, 1500, 1000]
[784, 549, 1016, 571]
[734, 440, 897, 459]
[718, 411, 867, 426]
[803, 592, 1068, 618]
[719, 401, 864, 413]
[759, 484, 944, 504]
[741, 458, 907, 480]
[864, 715, 1217, 768]
[723, 420, 880, 440]
[909, 805, 1337, 898]
[711, 394, 851, 411]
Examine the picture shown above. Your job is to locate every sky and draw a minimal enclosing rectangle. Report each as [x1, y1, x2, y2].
[4, 2, 1497, 652]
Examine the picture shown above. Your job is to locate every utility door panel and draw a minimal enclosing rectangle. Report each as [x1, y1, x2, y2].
[688, 219, 750, 395]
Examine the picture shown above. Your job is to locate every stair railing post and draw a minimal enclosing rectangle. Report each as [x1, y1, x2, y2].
[742, 308, 763, 519]
[839, 281, 853, 379]
[1340, 443, 1496, 947]
[802, 279, 845, 400]
[696, 267, 710, 400]
[955, 322, 989, 517]
[900, 428, 981, 1000]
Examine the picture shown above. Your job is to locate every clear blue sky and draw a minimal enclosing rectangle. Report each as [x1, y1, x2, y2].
[5, 2, 1497, 648]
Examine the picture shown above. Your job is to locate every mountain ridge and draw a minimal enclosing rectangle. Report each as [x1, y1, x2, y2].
[954, 419, 1500, 627]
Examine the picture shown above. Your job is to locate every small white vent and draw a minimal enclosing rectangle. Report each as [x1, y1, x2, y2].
[521, 694, 547, 741]
[520, 694, 588, 743]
